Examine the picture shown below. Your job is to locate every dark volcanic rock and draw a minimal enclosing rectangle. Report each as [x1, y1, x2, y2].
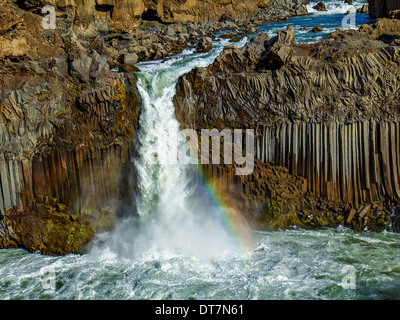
[357, 4, 369, 14]
[174, 19, 400, 231]
[313, 2, 327, 11]
[175, 19, 400, 127]
[0, 0, 310, 255]
[195, 37, 213, 53]
[368, 0, 400, 18]
[311, 26, 323, 32]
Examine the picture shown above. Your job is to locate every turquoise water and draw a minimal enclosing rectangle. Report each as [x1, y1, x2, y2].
[1, 1, 396, 301]
[1, 228, 400, 299]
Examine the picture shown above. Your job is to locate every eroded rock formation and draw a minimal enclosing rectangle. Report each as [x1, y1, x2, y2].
[0, 1, 141, 254]
[174, 19, 400, 231]
[0, 0, 311, 255]
[368, 0, 400, 18]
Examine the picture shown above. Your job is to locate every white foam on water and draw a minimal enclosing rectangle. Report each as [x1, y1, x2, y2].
[100, 38, 250, 262]
[306, 0, 365, 14]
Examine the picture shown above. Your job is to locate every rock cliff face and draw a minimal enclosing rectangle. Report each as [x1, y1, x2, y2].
[174, 19, 400, 231]
[0, 1, 141, 254]
[12, 0, 145, 33]
[150, 0, 307, 23]
[0, 0, 308, 255]
[368, 0, 400, 18]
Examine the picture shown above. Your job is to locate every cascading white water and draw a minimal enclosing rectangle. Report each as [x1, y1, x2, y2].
[106, 40, 251, 261]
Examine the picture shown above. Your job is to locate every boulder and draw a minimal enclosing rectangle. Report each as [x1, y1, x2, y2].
[357, 4, 369, 14]
[171, 25, 184, 33]
[89, 37, 107, 55]
[313, 2, 327, 11]
[257, 27, 294, 71]
[0, 37, 28, 60]
[165, 26, 176, 36]
[195, 36, 213, 53]
[311, 26, 323, 32]
[361, 4, 369, 14]
[89, 51, 110, 80]
[129, 45, 150, 60]
[1, 208, 95, 256]
[119, 52, 139, 65]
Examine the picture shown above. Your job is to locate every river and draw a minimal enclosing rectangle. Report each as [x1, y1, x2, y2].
[2, 0, 400, 300]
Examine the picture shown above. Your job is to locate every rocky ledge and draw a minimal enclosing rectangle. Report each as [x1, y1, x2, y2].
[174, 18, 400, 232]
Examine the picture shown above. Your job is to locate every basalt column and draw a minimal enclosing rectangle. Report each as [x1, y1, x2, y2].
[0, 70, 141, 255]
[252, 120, 400, 206]
[174, 21, 400, 231]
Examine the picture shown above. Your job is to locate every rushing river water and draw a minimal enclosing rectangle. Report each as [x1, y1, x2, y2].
[2, 1, 399, 300]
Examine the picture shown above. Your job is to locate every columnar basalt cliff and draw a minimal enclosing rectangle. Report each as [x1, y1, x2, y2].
[174, 19, 400, 231]
[0, 1, 141, 254]
[368, 0, 400, 18]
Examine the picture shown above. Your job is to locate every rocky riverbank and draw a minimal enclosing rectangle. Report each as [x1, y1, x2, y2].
[174, 17, 400, 232]
[368, 0, 400, 18]
[80, 0, 309, 67]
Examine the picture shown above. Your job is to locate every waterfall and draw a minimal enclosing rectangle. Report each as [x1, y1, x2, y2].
[105, 41, 252, 261]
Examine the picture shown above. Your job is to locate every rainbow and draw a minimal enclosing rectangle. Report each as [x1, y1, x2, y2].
[194, 165, 254, 255]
